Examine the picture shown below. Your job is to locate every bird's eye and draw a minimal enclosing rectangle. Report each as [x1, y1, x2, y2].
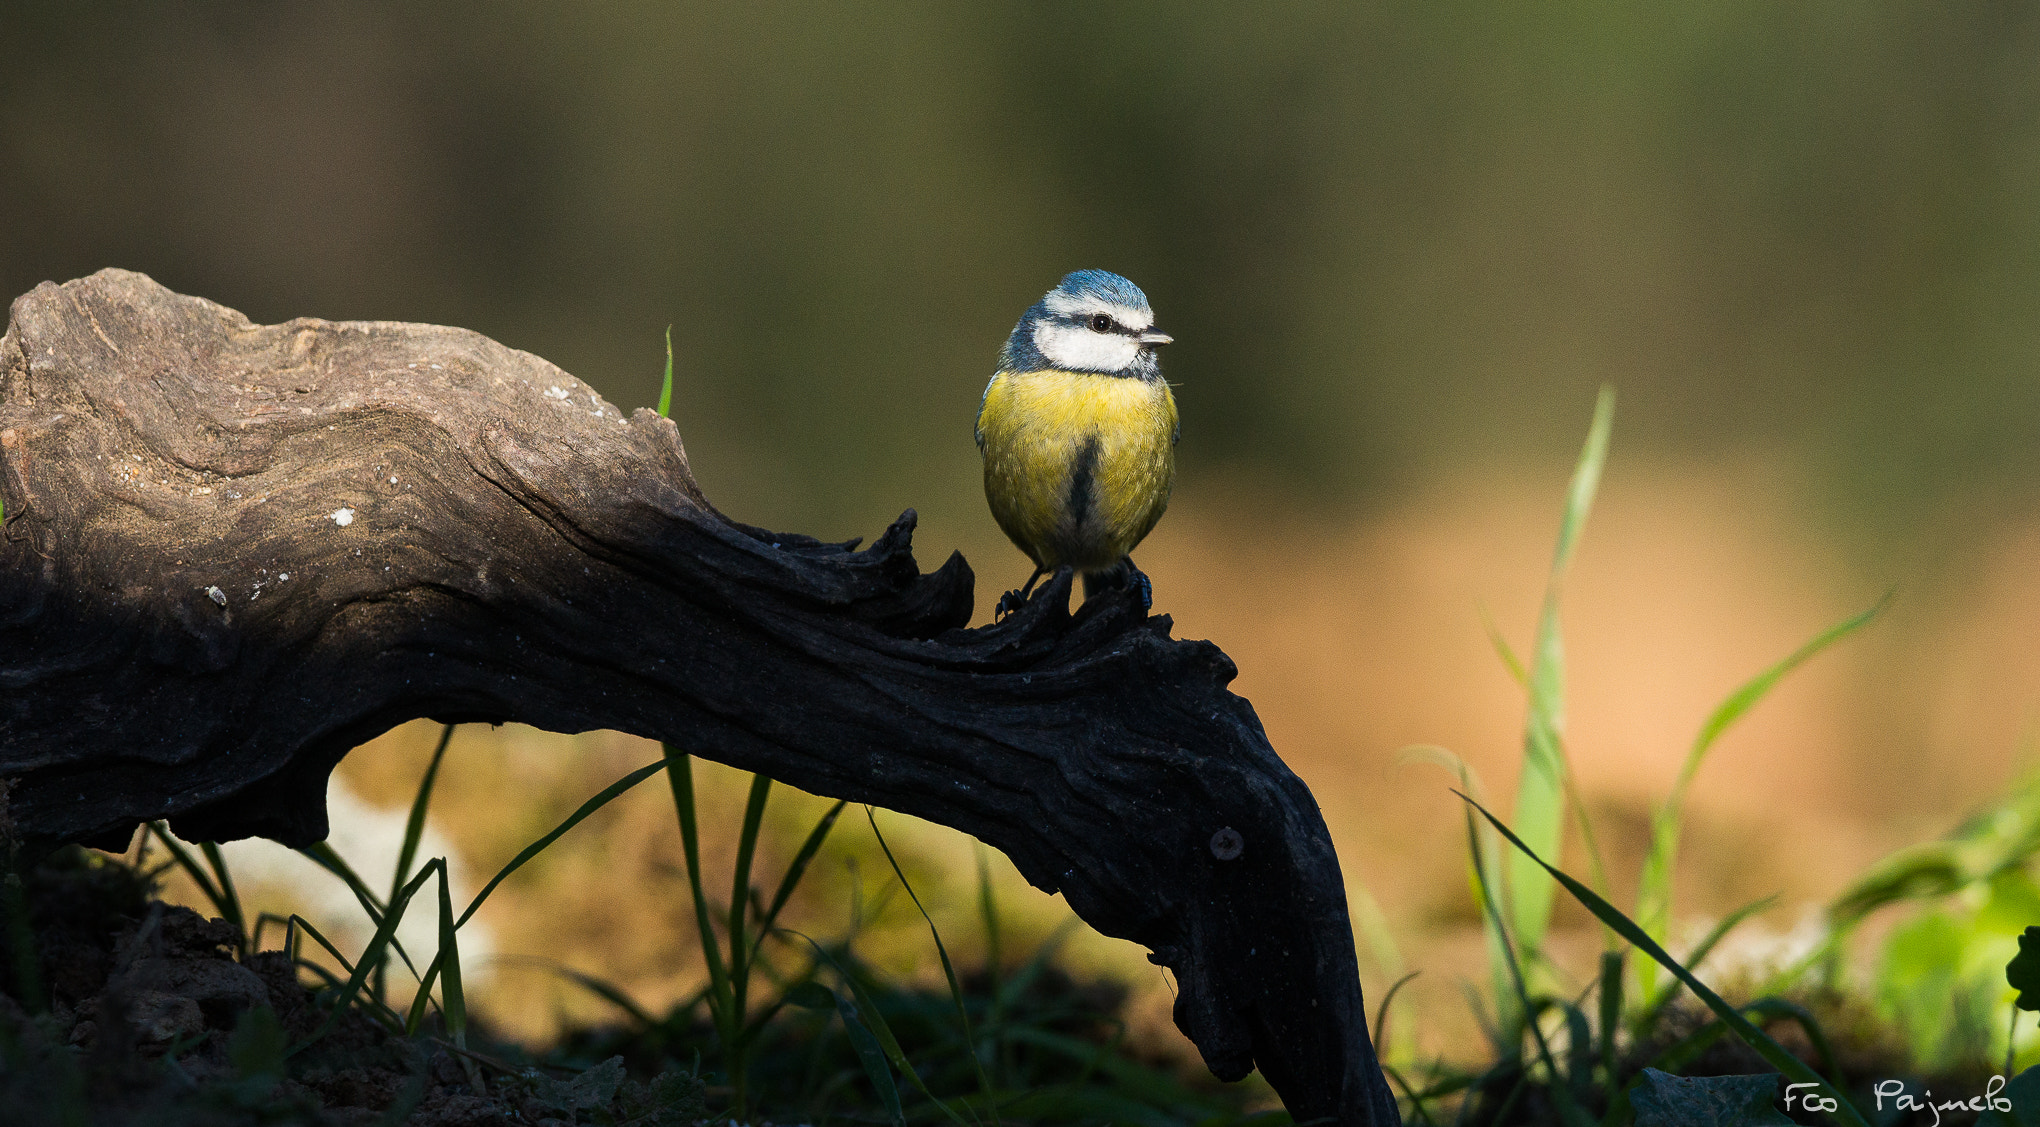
[1088, 313, 1114, 333]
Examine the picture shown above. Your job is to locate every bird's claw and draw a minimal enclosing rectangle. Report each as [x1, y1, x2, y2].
[1126, 567, 1153, 612]
[994, 588, 1028, 622]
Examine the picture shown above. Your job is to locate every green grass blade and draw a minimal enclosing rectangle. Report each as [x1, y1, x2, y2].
[196, 841, 246, 958]
[434, 859, 484, 1091]
[289, 864, 436, 1056]
[867, 808, 998, 1118]
[1460, 791, 1870, 1127]
[146, 823, 226, 920]
[1508, 384, 1614, 968]
[658, 325, 675, 418]
[747, 798, 849, 972]
[997, 1027, 1229, 1111]
[1463, 808, 1594, 1127]
[487, 955, 657, 1027]
[660, 745, 735, 1039]
[434, 861, 466, 1050]
[300, 842, 389, 916]
[1634, 894, 1777, 1036]
[299, 842, 427, 988]
[0, 869, 44, 1014]
[1740, 997, 1837, 1076]
[459, 757, 667, 930]
[1597, 950, 1622, 1087]
[729, 773, 772, 1019]
[1550, 385, 1616, 577]
[1633, 596, 1886, 1000]
[1479, 602, 1529, 690]
[392, 724, 456, 904]
[1406, 746, 1513, 1035]
[725, 772, 772, 1115]
[285, 915, 408, 1035]
[791, 930, 972, 1127]
[1372, 970, 1420, 1066]
[976, 842, 1006, 1081]
[405, 952, 443, 1035]
[826, 982, 905, 1127]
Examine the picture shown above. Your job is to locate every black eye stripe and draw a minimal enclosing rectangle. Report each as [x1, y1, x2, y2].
[1083, 312, 1142, 335]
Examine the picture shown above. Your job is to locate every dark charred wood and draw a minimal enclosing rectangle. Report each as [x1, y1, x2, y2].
[0, 269, 1400, 1126]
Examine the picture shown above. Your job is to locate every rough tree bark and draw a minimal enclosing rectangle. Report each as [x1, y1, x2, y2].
[0, 269, 1400, 1126]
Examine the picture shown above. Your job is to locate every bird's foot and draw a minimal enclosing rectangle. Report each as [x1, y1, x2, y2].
[1126, 566, 1153, 612]
[994, 588, 1029, 622]
[995, 566, 1049, 623]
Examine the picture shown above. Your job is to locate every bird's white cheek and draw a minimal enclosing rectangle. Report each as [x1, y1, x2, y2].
[1033, 322, 1140, 372]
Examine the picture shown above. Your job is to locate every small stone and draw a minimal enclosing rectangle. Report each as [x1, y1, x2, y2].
[126, 990, 203, 1042]
[205, 586, 227, 606]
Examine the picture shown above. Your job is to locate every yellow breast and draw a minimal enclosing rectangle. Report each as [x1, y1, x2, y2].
[976, 369, 1177, 573]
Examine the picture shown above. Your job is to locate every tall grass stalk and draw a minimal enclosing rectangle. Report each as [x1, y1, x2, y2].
[659, 326, 675, 419]
[383, 724, 455, 992]
[1504, 385, 1613, 997]
[662, 744, 849, 1119]
[1628, 597, 1885, 1009]
[866, 808, 999, 1121]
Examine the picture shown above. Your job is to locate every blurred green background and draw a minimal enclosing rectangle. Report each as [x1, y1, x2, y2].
[13, 0, 2040, 1066]
[7, 2, 2040, 547]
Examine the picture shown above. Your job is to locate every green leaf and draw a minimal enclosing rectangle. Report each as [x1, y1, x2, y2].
[772, 966, 905, 1127]
[1976, 1064, 2040, 1127]
[1632, 1069, 1792, 1127]
[2010, 926, 2040, 1012]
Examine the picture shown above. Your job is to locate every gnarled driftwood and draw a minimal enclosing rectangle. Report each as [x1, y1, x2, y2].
[0, 269, 1399, 1126]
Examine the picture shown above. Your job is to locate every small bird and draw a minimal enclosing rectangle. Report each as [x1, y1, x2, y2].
[976, 270, 1177, 617]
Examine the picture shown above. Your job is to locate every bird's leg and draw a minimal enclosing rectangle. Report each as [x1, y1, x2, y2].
[1125, 562, 1153, 611]
[1081, 558, 1152, 612]
[994, 566, 1047, 622]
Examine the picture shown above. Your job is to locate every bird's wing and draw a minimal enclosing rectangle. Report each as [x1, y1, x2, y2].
[974, 373, 1000, 450]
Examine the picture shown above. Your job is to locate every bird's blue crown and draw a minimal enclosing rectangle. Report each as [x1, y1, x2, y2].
[998, 270, 1158, 375]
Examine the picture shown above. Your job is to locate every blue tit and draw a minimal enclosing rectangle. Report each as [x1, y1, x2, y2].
[975, 270, 1177, 617]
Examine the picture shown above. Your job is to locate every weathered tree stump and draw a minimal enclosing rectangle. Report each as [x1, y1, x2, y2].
[0, 269, 1400, 1126]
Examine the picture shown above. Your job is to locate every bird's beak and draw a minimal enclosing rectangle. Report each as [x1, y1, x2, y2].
[1138, 330, 1174, 346]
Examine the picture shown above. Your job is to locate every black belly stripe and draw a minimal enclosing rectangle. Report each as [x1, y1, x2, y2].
[1066, 435, 1101, 537]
